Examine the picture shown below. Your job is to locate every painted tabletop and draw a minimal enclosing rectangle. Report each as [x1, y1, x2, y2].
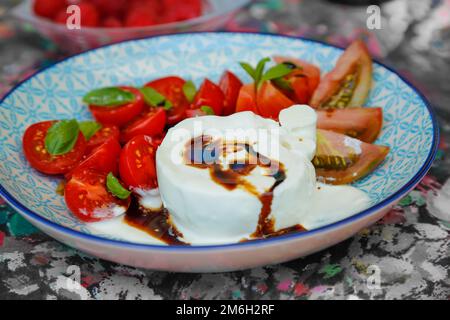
[0, 0, 449, 300]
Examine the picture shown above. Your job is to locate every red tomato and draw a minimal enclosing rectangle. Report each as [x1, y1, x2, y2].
[314, 129, 390, 185]
[125, 8, 158, 27]
[119, 135, 158, 190]
[310, 40, 372, 109]
[65, 169, 130, 222]
[89, 86, 144, 128]
[78, 2, 100, 27]
[219, 71, 243, 116]
[23, 121, 86, 175]
[236, 83, 258, 114]
[85, 125, 120, 155]
[120, 107, 166, 144]
[191, 79, 225, 116]
[185, 108, 209, 118]
[273, 56, 321, 102]
[67, 137, 121, 180]
[33, 0, 66, 19]
[160, 0, 202, 23]
[92, 0, 127, 17]
[101, 16, 123, 28]
[145, 76, 189, 126]
[256, 81, 294, 120]
[317, 107, 383, 143]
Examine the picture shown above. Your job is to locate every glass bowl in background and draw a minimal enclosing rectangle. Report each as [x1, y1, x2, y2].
[12, 0, 251, 53]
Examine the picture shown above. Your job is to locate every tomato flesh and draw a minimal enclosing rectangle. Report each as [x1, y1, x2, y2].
[85, 125, 120, 155]
[219, 71, 243, 116]
[236, 83, 258, 114]
[23, 121, 87, 175]
[89, 86, 144, 128]
[310, 40, 372, 109]
[273, 56, 321, 103]
[256, 81, 294, 120]
[317, 107, 382, 143]
[119, 135, 158, 190]
[313, 129, 389, 185]
[145, 76, 189, 126]
[191, 79, 225, 116]
[65, 169, 130, 222]
[120, 107, 166, 144]
[67, 137, 121, 180]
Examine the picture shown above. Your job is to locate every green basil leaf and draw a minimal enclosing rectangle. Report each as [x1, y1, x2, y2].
[254, 57, 271, 85]
[239, 62, 256, 80]
[83, 87, 135, 107]
[140, 87, 166, 107]
[44, 119, 80, 156]
[272, 77, 293, 91]
[200, 106, 215, 115]
[106, 172, 131, 200]
[262, 63, 294, 82]
[182, 80, 197, 103]
[78, 121, 102, 140]
[163, 100, 173, 110]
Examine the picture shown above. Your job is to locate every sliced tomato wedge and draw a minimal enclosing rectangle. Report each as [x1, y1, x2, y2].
[219, 71, 243, 116]
[119, 135, 158, 190]
[273, 56, 321, 103]
[310, 40, 372, 109]
[191, 78, 225, 116]
[317, 107, 383, 143]
[23, 121, 86, 175]
[89, 86, 144, 128]
[313, 129, 389, 185]
[145, 76, 189, 126]
[120, 107, 167, 144]
[66, 137, 121, 180]
[256, 81, 295, 120]
[236, 83, 258, 114]
[65, 169, 130, 222]
[85, 125, 120, 155]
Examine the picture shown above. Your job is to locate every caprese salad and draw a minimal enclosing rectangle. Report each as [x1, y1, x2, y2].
[22, 40, 390, 245]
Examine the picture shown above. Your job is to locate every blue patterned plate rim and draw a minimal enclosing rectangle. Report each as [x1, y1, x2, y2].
[0, 31, 440, 251]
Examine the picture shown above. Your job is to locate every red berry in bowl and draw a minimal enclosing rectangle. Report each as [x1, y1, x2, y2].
[33, 0, 67, 19]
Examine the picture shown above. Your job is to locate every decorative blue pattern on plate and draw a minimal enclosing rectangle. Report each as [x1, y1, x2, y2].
[0, 33, 435, 242]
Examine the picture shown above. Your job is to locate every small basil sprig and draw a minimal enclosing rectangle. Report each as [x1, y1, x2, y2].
[79, 121, 102, 140]
[45, 119, 80, 156]
[83, 87, 135, 107]
[106, 172, 131, 200]
[239, 58, 294, 89]
[140, 87, 173, 110]
[200, 106, 215, 115]
[183, 80, 197, 103]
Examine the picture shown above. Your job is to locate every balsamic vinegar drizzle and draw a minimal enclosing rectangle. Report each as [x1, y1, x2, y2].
[124, 135, 307, 245]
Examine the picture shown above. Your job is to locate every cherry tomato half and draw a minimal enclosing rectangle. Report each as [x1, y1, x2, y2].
[119, 135, 158, 190]
[120, 107, 167, 144]
[145, 76, 189, 126]
[23, 121, 86, 175]
[85, 125, 120, 155]
[89, 86, 144, 128]
[256, 81, 294, 120]
[191, 79, 225, 116]
[66, 137, 121, 180]
[236, 83, 258, 114]
[65, 169, 130, 222]
[219, 71, 243, 116]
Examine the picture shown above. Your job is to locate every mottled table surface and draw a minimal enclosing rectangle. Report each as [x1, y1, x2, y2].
[0, 0, 449, 300]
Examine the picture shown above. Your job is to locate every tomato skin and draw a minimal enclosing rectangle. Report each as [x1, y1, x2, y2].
[145, 76, 189, 126]
[191, 79, 225, 116]
[317, 107, 383, 143]
[33, 0, 66, 19]
[314, 129, 390, 185]
[160, 0, 202, 23]
[119, 135, 158, 190]
[256, 81, 295, 120]
[120, 107, 166, 144]
[89, 86, 144, 128]
[236, 83, 258, 114]
[85, 125, 120, 155]
[185, 108, 208, 118]
[310, 40, 372, 109]
[65, 169, 130, 222]
[23, 121, 87, 175]
[219, 71, 243, 116]
[66, 137, 121, 180]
